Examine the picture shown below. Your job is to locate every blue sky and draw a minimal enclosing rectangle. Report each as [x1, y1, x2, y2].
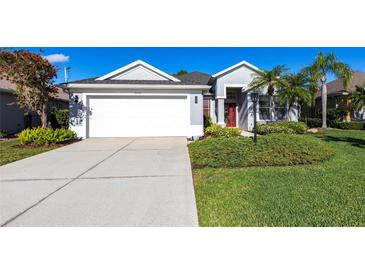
[22, 47, 365, 83]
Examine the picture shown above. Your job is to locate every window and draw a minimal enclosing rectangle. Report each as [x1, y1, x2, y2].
[273, 96, 286, 120]
[226, 90, 237, 100]
[203, 99, 210, 117]
[259, 95, 271, 120]
[258, 95, 287, 121]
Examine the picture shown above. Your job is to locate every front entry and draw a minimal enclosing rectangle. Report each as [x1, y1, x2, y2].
[225, 103, 237, 127]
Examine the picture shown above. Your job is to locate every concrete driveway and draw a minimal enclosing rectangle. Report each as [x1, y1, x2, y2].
[0, 137, 198, 226]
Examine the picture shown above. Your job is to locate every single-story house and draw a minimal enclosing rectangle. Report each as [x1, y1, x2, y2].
[312, 72, 365, 121]
[65, 60, 298, 138]
[0, 79, 69, 134]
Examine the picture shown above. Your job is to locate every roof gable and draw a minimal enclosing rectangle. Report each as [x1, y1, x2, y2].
[212, 60, 260, 78]
[96, 60, 181, 82]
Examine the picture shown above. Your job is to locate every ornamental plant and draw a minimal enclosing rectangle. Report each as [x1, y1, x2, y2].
[0, 49, 58, 128]
[205, 124, 241, 138]
[18, 127, 76, 145]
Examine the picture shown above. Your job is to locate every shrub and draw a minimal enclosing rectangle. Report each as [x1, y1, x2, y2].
[51, 109, 69, 129]
[205, 124, 241, 138]
[332, 121, 365, 130]
[257, 124, 296, 135]
[312, 108, 347, 127]
[326, 108, 346, 121]
[18, 127, 77, 145]
[300, 118, 322, 128]
[204, 115, 213, 129]
[0, 130, 9, 138]
[188, 134, 334, 168]
[272, 121, 308, 134]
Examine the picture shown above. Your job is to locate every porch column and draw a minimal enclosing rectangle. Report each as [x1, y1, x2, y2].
[217, 98, 225, 126]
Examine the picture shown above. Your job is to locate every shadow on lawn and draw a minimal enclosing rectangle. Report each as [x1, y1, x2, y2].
[316, 135, 365, 149]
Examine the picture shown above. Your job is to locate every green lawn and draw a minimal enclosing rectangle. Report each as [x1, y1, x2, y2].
[192, 129, 365, 226]
[0, 139, 61, 166]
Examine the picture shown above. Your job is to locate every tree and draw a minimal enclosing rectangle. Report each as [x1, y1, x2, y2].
[277, 72, 311, 120]
[303, 52, 352, 128]
[303, 65, 321, 117]
[350, 84, 365, 111]
[176, 70, 188, 75]
[0, 49, 58, 128]
[248, 65, 287, 118]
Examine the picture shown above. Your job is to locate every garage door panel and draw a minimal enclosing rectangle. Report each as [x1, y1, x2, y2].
[88, 96, 188, 137]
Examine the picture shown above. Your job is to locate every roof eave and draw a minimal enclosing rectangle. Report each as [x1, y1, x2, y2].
[212, 60, 261, 78]
[66, 83, 211, 90]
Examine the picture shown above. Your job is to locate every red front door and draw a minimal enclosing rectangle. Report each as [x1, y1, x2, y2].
[226, 103, 236, 127]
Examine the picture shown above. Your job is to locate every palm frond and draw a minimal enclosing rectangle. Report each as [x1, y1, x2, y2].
[333, 62, 353, 90]
[276, 72, 311, 108]
[248, 65, 287, 92]
[350, 85, 365, 111]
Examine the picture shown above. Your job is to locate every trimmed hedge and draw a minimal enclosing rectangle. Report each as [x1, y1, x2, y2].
[301, 118, 365, 130]
[326, 108, 346, 121]
[189, 134, 334, 168]
[51, 109, 69, 129]
[257, 121, 307, 135]
[19, 127, 77, 145]
[333, 121, 365, 130]
[205, 124, 241, 138]
[271, 121, 308, 134]
[301, 118, 322, 128]
[257, 124, 296, 135]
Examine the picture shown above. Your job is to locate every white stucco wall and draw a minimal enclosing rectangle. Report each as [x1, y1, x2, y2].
[215, 64, 260, 98]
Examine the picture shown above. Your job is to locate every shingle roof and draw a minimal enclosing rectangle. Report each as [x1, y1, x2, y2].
[327, 72, 365, 94]
[0, 78, 69, 101]
[174, 72, 213, 85]
[67, 71, 213, 86]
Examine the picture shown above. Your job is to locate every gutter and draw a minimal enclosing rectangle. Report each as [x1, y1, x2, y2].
[66, 83, 211, 91]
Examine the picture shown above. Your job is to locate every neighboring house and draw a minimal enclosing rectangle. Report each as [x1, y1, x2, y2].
[65, 60, 298, 138]
[313, 72, 365, 120]
[0, 79, 69, 133]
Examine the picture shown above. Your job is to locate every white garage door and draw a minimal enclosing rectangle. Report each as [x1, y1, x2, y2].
[88, 95, 189, 137]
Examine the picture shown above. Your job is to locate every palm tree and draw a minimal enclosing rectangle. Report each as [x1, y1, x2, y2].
[350, 84, 365, 111]
[277, 72, 311, 120]
[304, 65, 321, 117]
[249, 65, 287, 119]
[303, 52, 352, 128]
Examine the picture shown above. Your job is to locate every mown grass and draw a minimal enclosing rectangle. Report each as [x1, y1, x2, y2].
[192, 129, 365, 226]
[0, 139, 60, 166]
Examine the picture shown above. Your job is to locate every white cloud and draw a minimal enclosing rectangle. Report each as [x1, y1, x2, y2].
[44, 53, 70, 63]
